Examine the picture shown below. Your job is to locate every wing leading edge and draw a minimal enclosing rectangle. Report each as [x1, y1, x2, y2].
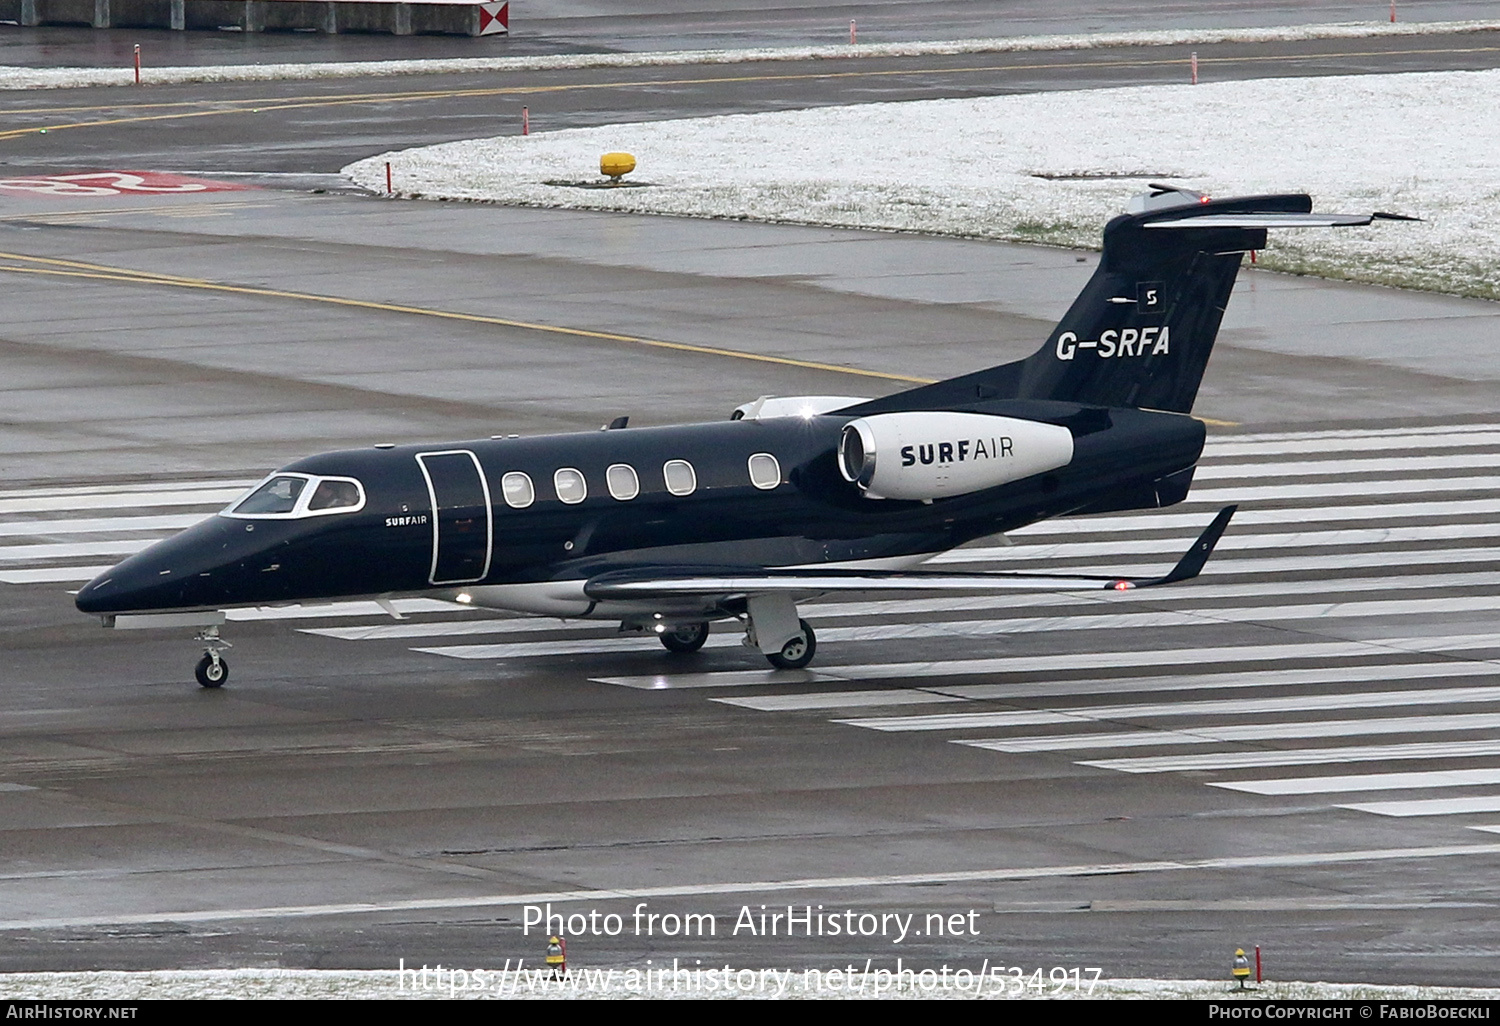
[584, 506, 1237, 600]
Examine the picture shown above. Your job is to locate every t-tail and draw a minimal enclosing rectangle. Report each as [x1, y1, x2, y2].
[850, 186, 1399, 416]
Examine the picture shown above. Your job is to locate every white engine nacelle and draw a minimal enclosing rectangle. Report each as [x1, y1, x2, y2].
[732, 395, 870, 421]
[837, 411, 1074, 500]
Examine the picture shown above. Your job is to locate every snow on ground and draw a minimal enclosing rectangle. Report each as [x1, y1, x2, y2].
[0, 20, 1496, 90]
[3, 969, 1500, 1000]
[345, 69, 1500, 301]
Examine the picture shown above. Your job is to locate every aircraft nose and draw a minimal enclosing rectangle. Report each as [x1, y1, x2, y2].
[74, 517, 250, 615]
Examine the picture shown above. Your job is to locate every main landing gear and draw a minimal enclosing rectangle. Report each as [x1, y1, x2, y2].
[744, 594, 818, 671]
[766, 619, 816, 671]
[194, 626, 232, 688]
[659, 621, 710, 653]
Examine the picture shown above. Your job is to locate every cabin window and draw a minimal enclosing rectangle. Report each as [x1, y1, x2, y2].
[747, 453, 781, 490]
[307, 479, 363, 511]
[501, 471, 534, 509]
[663, 459, 697, 497]
[232, 475, 306, 515]
[606, 463, 639, 501]
[554, 468, 587, 504]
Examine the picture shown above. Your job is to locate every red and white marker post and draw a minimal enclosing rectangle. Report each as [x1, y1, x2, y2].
[1390, 1, 1397, 23]
[133, 44, 141, 85]
[850, 19, 856, 44]
[1190, 51, 1198, 84]
[522, 106, 529, 135]
[385, 161, 392, 195]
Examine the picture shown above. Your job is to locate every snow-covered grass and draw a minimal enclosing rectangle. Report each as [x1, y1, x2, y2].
[2, 969, 1500, 1000]
[0, 19, 1497, 90]
[345, 69, 1500, 302]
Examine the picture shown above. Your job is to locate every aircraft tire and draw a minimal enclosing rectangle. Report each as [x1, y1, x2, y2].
[660, 622, 710, 653]
[766, 619, 816, 670]
[195, 654, 229, 689]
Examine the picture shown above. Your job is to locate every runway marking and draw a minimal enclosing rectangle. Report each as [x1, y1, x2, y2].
[932, 662, 1500, 703]
[1194, 452, 1500, 479]
[3, 42, 1497, 140]
[1212, 768, 1500, 797]
[0, 842, 1495, 931]
[1187, 476, 1500, 504]
[838, 685, 1500, 733]
[593, 635, 1500, 689]
[959, 712, 1500, 753]
[937, 521, 1500, 563]
[0, 513, 203, 538]
[0, 565, 110, 584]
[0, 254, 933, 385]
[1203, 428, 1500, 458]
[0, 478, 251, 499]
[1013, 498, 1500, 536]
[715, 689, 966, 711]
[1083, 740, 1500, 775]
[0, 486, 244, 515]
[0, 539, 156, 562]
[1217, 423, 1500, 443]
[307, 618, 609, 640]
[1339, 796, 1500, 818]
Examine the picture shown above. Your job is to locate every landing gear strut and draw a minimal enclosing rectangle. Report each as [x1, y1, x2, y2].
[660, 622, 710, 653]
[194, 626, 232, 688]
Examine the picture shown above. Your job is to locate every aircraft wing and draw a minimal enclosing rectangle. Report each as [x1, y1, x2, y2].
[584, 506, 1236, 600]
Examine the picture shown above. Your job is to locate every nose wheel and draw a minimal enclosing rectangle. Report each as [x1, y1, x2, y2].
[193, 626, 232, 689]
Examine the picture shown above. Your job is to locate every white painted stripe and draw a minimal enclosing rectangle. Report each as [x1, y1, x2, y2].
[225, 599, 469, 622]
[1339, 796, 1500, 818]
[714, 690, 967, 711]
[1082, 740, 1500, 774]
[2, 843, 1495, 931]
[0, 479, 252, 501]
[1194, 453, 1500, 480]
[586, 634, 1500, 687]
[1212, 768, 1500, 796]
[0, 565, 112, 584]
[1209, 423, 1500, 446]
[932, 663, 1500, 703]
[960, 712, 1500, 753]
[1188, 476, 1500, 505]
[934, 522, 1500, 564]
[0, 513, 201, 538]
[1013, 498, 1500, 538]
[0, 539, 154, 562]
[1203, 430, 1500, 459]
[838, 685, 1500, 733]
[597, 669, 846, 690]
[1041, 547, 1500, 581]
[418, 635, 743, 659]
[0, 489, 242, 515]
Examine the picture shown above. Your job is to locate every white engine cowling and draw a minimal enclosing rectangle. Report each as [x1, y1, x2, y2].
[837, 411, 1074, 500]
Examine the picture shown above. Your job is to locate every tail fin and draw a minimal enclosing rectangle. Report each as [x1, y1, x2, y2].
[850, 188, 1382, 416]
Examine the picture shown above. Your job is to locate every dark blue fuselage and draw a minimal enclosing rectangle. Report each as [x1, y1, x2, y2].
[74, 399, 1204, 616]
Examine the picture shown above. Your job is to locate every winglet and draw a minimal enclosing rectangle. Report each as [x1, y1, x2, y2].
[1154, 504, 1237, 585]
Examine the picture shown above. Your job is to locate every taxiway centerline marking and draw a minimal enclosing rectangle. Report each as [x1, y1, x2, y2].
[0, 258, 932, 385]
[1, 842, 1496, 931]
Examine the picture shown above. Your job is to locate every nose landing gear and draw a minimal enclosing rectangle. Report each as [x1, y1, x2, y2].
[194, 626, 232, 688]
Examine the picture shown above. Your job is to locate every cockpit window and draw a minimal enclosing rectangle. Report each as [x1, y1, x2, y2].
[224, 474, 365, 519]
[308, 479, 362, 511]
[232, 475, 306, 515]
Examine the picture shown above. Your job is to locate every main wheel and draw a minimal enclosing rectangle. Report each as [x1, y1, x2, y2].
[766, 619, 816, 670]
[195, 654, 228, 689]
[660, 622, 710, 653]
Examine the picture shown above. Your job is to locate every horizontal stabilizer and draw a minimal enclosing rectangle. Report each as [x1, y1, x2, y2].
[584, 507, 1237, 600]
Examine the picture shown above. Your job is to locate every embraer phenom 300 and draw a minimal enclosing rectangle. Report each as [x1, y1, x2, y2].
[77, 186, 1399, 687]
